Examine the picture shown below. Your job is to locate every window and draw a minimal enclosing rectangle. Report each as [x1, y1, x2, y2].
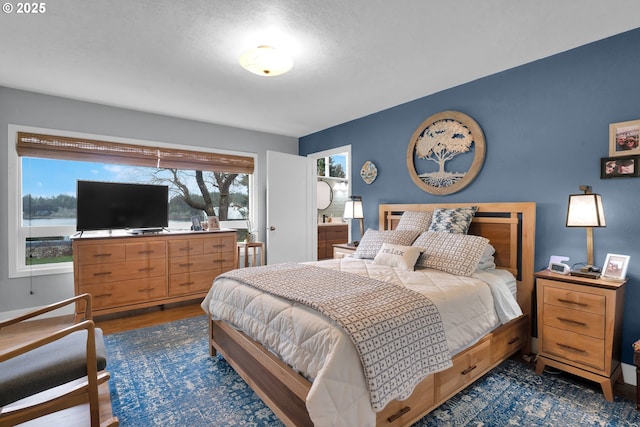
[9, 126, 257, 277]
[317, 154, 347, 178]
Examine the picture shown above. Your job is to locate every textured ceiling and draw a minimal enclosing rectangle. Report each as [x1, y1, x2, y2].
[1, 0, 639, 137]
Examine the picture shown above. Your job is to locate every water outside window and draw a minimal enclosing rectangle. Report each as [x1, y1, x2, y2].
[22, 157, 250, 266]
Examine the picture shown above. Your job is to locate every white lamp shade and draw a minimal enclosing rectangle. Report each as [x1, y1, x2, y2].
[343, 198, 363, 219]
[239, 45, 293, 77]
[566, 193, 606, 227]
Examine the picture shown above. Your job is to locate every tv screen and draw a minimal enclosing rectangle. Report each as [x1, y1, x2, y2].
[76, 181, 169, 231]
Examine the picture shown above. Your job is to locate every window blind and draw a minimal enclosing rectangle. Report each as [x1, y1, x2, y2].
[16, 132, 254, 174]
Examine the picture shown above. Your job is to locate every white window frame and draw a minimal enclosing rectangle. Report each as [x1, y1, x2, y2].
[8, 124, 257, 278]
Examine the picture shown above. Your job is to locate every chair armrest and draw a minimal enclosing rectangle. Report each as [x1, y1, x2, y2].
[0, 293, 93, 330]
[0, 319, 98, 363]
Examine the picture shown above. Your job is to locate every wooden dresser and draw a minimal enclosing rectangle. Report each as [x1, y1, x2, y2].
[72, 230, 236, 317]
[534, 270, 626, 401]
[317, 224, 348, 260]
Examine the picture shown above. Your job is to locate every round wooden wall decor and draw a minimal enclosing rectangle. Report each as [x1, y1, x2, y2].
[406, 110, 485, 195]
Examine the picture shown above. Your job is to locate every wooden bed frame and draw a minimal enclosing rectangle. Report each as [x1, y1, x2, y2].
[207, 202, 536, 426]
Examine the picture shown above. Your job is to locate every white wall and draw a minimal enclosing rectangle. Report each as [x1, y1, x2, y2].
[0, 86, 298, 315]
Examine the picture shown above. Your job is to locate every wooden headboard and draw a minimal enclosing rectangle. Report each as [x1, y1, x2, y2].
[379, 202, 536, 318]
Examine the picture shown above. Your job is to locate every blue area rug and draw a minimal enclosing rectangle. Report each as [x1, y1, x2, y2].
[104, 315, 640, 426]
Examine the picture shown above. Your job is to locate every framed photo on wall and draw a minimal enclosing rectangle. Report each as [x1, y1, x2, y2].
[602, 253, 630, 280]
[609, 119, 640, 156]
[600, 155, 640, 178]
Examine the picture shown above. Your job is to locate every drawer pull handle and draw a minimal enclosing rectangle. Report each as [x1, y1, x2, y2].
[93, 253, 112, 258]
[93, 272, 112, 277]
[557, 317, 587, 327]
[557, 343, 586, 353]
[138, 267, 154, 272]
[179, 282, 195, 287]
[138, 250, 154, 255]
[507, 337, 520, 345]
[179, 263, 195, 267]
[212, 260, 224, 264]
[557, 298, 588, 307]
[94, 293, 112, 298]
[138, 288, 155, 292]
[461, 365, 477, 375]
[179, 247, 194, 251]
[387, 406, 411, 423]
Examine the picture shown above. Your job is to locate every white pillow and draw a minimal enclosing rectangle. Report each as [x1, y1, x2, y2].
[477, 244, 496, 270]
[353, 229, 419, 259]
[373, 243, 424, 271]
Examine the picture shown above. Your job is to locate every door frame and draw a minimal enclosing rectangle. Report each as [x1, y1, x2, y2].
[307, 145, 352, 258]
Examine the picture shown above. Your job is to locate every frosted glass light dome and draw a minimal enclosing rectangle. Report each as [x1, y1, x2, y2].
[239, 45, 293, 77]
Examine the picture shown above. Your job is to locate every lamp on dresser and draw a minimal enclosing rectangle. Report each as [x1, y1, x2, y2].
[566, 185, 606, 275]
[343, 195, 364, 246]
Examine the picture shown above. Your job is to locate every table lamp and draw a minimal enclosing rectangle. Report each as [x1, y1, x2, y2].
[566, 185, 606, 273]
[343, 196, 364, 246]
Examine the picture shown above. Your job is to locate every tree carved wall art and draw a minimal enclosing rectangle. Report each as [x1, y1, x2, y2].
[406, 111, 485, 195]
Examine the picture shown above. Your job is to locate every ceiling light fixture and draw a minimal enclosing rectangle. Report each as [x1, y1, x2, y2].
[239, 45, 293, 77]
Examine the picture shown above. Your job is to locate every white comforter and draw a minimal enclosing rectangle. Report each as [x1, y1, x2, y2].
[201, 258, 521, 427]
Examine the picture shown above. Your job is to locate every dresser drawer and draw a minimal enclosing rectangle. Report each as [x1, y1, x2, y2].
[542, 325, 605, 371]
[202, 235, 236, 254]
[324, 226, 347, 240]
[543, 304, 604, 339]
[126, 241, 166, 260]
[78, 258, 166, 285]
[76, 243, 126, 266]
[80, 276, 167, 309]
[543, 284, 605, 315]
[376, 373, 434, 426]
[168, 239, 204, 257]
[169, 252, 235, 274]
[169, 269, 220, 296]
[436, 338, 491, 400]
[491, 317, 528, 364]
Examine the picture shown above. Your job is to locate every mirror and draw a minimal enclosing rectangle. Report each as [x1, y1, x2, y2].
[317, 180, 332, 210]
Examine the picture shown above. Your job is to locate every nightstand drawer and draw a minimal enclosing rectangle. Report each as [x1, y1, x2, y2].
[543, 304, 604, 339]
[543, 285, 605, 315]
[542, 325, 604, 371]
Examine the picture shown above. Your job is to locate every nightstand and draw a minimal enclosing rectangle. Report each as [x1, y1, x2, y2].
[534, 270, 626, 401]
[332, 243, 356, 259]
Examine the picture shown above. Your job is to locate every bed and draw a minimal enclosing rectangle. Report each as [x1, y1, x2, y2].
[202, 202, 536, 426]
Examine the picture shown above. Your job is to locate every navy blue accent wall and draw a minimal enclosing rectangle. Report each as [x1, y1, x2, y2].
[300, 28, 640, 365]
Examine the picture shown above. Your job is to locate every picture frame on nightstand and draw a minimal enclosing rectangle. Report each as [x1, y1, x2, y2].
[602, 253, 630, 280]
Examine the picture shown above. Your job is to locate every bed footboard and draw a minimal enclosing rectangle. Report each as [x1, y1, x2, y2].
[209, 315, 528, 427]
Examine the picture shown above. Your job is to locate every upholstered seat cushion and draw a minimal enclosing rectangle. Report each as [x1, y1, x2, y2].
[0, 328, 107, 406]
[634, 339, 640, 366]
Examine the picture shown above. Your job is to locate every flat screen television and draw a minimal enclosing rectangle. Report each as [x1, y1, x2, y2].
[76, 180, 169, 232]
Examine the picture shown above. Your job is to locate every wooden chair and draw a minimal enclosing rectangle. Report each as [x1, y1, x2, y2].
[634, 339, 640, 410]
[0, 293, 118, 427]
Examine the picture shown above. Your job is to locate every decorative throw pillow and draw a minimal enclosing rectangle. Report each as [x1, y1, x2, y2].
[428, 206, 478, 234]
[373, 243, 424, 271]
[353, 229, 419, 259]
[413, 231, 489, 276]
[395, 210, 433, 233]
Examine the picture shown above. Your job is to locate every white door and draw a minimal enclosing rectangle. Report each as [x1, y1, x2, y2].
[266, 151, 313, 264]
